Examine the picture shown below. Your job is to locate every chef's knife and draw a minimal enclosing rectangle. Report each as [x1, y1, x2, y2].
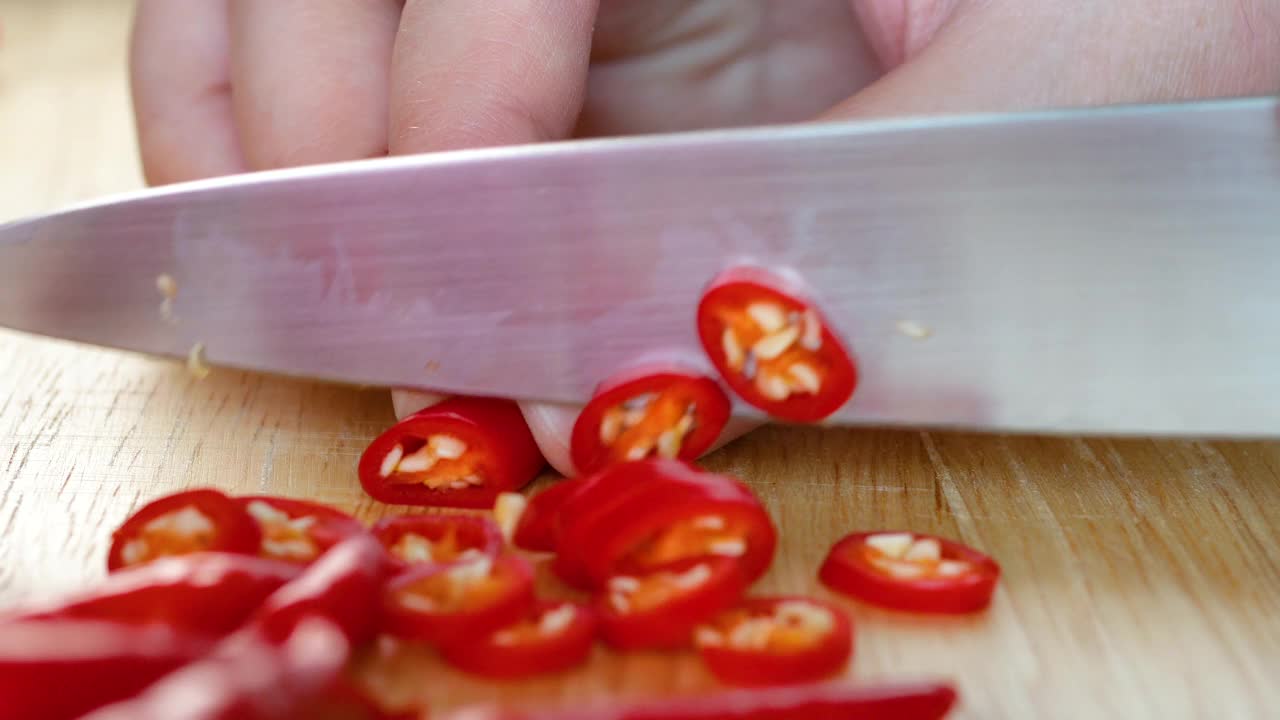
[1, 96, 1278, 437]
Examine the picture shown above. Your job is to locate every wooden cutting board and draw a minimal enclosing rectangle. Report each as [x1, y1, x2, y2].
[2, 3, 1278, 718]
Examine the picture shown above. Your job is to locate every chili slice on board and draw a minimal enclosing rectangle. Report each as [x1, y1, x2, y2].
[440, 680, 958, 720]
[382, 555, 535, 645]
[78, 617, 350, 720]
[252, 533, 393, 646]
[556, 459, 777, 590]
[597, 558, 748, 651]
[696, 266, 856, 422]
[372, 513, 503, 570]
[8, 552, 299, 637]
[358, 397, 545, 509]
[507, 479, 583, 553]
[107, 488, 261, 571]
[570, 365, 731, 475]
[237, 496, 366, 565]
[0, 620, 212, 720]
[440, 601, 597, 679]
[819, 531, 1000, 614]
[694, 596, 853, 686]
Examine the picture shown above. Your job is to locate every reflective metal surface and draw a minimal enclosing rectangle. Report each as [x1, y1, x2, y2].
[1, 97, 1278, 436]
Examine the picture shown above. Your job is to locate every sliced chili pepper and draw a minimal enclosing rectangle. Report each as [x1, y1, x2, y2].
[358, 396, 545, 509]
[696, 266, 856, 422]
[0, 619, 212, 720]
[107, 487, 261, 571]
[819, 531, 1000, 614]
[570, 364, 731, 475]
[508, 479, 583, 553]
[694, 596, 853, 686]
[444, 680, 958, 720]
[78, 617, 350, 720]
[440, 601, 597, 679]
[253, 532, 393, 646]
[371, 513, 502, 571]
[382, 554, 535, 645]
[8, 552, 299, 637]
[237, 496, 367, 565]
[556, 459, 777, 590]
[597, 557, 748, 651]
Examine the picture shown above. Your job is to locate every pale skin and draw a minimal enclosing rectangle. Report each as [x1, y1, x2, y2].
[131, 0, 1280, 476]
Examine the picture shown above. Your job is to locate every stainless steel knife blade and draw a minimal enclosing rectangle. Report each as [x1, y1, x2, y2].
[1, 97, 1278, 436]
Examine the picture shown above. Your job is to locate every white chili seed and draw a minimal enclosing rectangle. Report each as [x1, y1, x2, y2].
[121, 538, 149, 565]
[610, 593, 631, 614]
[787, 363, 821, 394]
[429, 435, 467, 460]
[622, 393, 656, 412]
[673, 563, 712, 589]
[865, 532, 914, 559]
[746, 302, 787, 333]
[937, 560, 971, 577]
[756, 372, 792, 401]
[538, 605, 576, 636]
[709, 539, 747, 557]
[396, 447, 437, 474]
[692, 515, 726, 531]
[379, 445, 404, 478]
[801, 309, 823, 350]
[751, 325, 801, 361]
[656, 429, 682, 459]
[599, 409, 624, 445]
[904, 538, 942, 563]
[722, 328, 745, 371]
[608, 576, 641, 593]
[896, 319, 932, 340]
[187, 343, 211, 380]
[694, 627, 724, 647]
[493, 492, 527, 544]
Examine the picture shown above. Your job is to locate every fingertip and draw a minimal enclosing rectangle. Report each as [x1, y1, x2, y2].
[518, 401, 580, 477]
[390, 390, 445, 420]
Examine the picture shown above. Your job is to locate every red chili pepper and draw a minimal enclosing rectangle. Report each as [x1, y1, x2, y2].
[510, 478, 583, 553]
[596, 557, 748, 651]
[237, 496, 367, 565]
[570, 364, 731, 475]
[440, 601, 597, 679]
[107, 488, 261, 571]
[382, 554, 535, 646]
[693, 596, 853, 686]
[443, 680, 958, 720]
[0, 620, 211, 720]
[696, 266, 856, 422]
[819, 531, 1000, 614]
[7, 552, 299, 637]
[78, 617, 350, 720]
[253, 532, 393, 646]
[555, 459, 777, 590]
[371, 513, 502, 571]
[358, 396, 545, 509]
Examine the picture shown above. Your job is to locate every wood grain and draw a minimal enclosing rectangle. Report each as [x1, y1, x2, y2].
[2, 2, 1279, 718]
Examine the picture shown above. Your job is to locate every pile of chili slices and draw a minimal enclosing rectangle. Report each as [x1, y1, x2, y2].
[0, 266, 999, 719]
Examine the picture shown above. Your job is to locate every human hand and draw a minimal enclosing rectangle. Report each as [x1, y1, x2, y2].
[131, 0, 1280, 476]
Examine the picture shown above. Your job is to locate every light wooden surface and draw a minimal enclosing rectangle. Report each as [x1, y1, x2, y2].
[2, 3, 1279, 719]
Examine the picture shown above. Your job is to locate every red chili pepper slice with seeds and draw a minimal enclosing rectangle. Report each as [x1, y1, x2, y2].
[238, 496, 366, 566]
[556, 460, 777, 590]
[440, 601, 597, 679]
[694, 596, 853, 686]
[696, 266, 856, 422]
[597, 557, 748, 651]
[107, 488, 261, 571]
[570, 365, 731, 475]
[359, 397, 545, 509]
[819, 531, 1000, 614]
[382, 555, 535, 645]
[252, 533, 393, 646]
[372, 513, 503, 571]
